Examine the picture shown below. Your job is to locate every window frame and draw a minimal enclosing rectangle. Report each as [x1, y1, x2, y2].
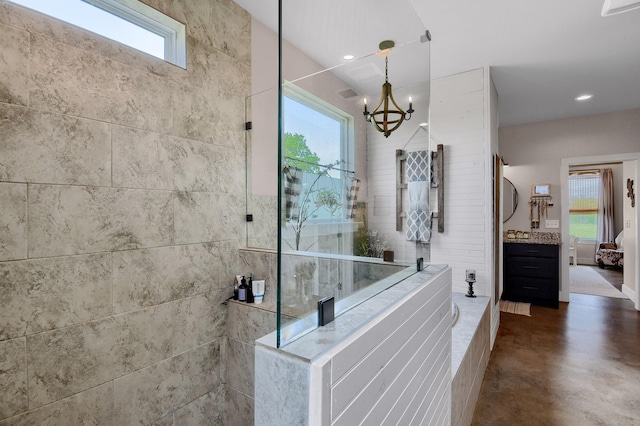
[282, 83, 355, 221]
[86, 0, 186, 67]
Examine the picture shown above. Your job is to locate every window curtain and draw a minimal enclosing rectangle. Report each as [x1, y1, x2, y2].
[283, 166, 302, 223]
[595, 168, 615, 258]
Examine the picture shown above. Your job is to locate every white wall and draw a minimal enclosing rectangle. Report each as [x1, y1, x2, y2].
[622, 160, 637, 298]
[500, 109, 640, 232]
[428, 69, 497, 295]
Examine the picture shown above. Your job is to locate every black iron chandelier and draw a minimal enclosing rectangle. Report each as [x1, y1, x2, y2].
[363, 40, 414, 138]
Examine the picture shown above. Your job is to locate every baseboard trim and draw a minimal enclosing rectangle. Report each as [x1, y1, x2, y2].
[622, 284, 636, 302]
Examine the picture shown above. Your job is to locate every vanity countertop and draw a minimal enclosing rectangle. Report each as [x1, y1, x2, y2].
[503, 231, 561, 245]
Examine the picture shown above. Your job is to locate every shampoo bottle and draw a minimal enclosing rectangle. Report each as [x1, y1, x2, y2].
[247, 274, 254, 303]
[238, 276, 247, 301]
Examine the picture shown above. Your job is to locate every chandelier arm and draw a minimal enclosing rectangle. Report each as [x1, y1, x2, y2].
[386, 85, 406, 117]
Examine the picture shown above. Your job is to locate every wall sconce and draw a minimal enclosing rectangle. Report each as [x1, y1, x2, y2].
[363, 40, 413, 138]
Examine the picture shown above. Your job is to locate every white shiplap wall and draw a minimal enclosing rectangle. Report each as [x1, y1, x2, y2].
[429, 69, 488, 295]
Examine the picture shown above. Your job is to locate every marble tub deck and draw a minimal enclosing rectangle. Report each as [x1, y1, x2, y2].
[451, 292, 491, 426]
[451, 293, 490, 376]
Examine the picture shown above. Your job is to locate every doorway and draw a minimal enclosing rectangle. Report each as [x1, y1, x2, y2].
[561, 153, 639, 311]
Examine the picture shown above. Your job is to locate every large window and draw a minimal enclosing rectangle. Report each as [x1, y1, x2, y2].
[283, 84, 354, 222]
[569, 170, 600, 240]
[7, 0, 186, 67]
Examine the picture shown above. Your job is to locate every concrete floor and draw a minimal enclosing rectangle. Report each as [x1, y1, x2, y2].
[472, 293, 640, 425]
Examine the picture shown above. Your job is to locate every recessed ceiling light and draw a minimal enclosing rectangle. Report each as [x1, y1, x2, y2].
[419, 122, 429, 127]
[575, 94, 593, 101]
[343, 54, 354, 61]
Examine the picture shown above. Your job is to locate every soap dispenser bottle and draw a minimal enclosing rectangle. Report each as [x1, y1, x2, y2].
[238, 276, 247, 301]
[246, 274, 255, 303]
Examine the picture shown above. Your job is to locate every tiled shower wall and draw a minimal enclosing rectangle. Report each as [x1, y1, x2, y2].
[0, 0, 250, 424]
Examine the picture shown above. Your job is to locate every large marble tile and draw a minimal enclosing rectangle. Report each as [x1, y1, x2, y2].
[112, 125, 242, 193]
[113, 341, 222, 425]
[173, 386, 225, 426]
[171, 82, 246, 149]
[254, 345, 307, 426]
[150, 414, 174, 426]
[0, 254, 112, 340]
[225, 338, 255, 397]
[112, 243, 220, 314]
[218, 240, 239, 290]
[114, 302, 177, 368]
[0, 338, 27, 420]
[226, 302, 277, 344]
[29, 34, 174, 132]
[0, 183, 26, 261]
[28, 185, 174, 257]
[0, 22, 28, 106]
[174, 192, 244, 245]
[26, 300, 180, 408]
[225, 385, 253, 426]
[0, 104, 111, 186]
[185, 0, 250, 65]
[0, 382, 113, 426]
[172, 292, 227, 355]
[26, 317, 122, 408]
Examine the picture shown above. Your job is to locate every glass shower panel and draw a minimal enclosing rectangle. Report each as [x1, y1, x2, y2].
[274, 0, 432, 347]
[245, 88, 279, 251]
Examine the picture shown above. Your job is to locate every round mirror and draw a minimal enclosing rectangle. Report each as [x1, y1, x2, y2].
[503, 177, 518, 223]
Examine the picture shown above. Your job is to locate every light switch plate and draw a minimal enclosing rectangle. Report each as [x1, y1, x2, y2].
[546, 219, 560, 228]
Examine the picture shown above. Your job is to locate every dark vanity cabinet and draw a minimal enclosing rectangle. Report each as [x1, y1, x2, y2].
[503, 242, 559, 308]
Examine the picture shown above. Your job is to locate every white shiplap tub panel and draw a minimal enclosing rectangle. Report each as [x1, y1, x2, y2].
[332, 298, 449, 424]
[392, 337, 450, 426]
[324, 271, 452, 426]
[331, 288, 448, 415]
[330, 274, 448, 382]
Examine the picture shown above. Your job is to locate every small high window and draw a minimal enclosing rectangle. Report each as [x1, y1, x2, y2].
[8, 0, 186, 68]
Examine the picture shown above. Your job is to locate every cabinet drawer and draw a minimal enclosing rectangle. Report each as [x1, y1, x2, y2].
[507, 277, 557, 299]
[506, 256, 558, 279]
[505, 243, 558, 258]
